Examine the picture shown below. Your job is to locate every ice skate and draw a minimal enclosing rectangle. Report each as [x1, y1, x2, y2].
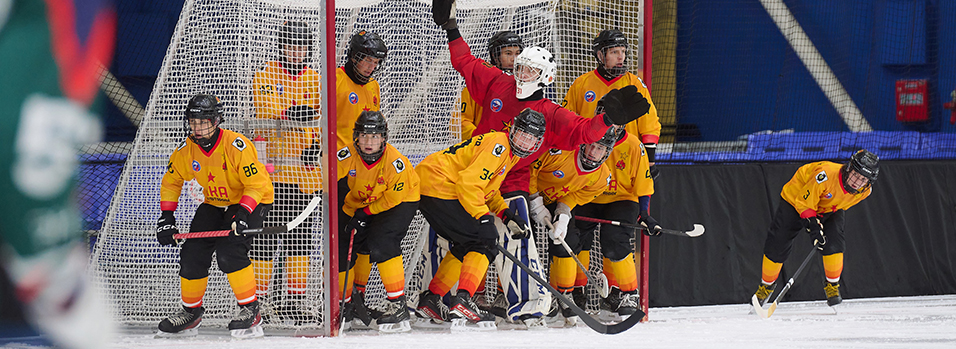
[825, 281, 842, 307]
[156, 306, 204, 338]
[415, 290, 449, 323]
[376, 295, 411, 333]
[449, 292, 496, 332]
[228, 300, 263, 339]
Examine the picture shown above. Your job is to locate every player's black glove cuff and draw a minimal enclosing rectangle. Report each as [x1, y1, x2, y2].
[232, 208, 251, 237]
[500, 208, 530, 239]
[601, 85, 650, 126]
[803, 216, 826, 250]
[649, 165, 660, 180]
[640, 215, 662, 236]
[348, 208, 371, 236]
[433, 0, 457, 29]
[156, 211, 178, 246]
[476, 214, 498, 242]
[644, 143, 656, 163]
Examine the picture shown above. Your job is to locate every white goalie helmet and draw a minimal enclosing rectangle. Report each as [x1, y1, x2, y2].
[513, 46, 557, 99]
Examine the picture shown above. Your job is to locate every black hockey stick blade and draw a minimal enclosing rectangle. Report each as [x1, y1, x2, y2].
[495, 244, 643, 334]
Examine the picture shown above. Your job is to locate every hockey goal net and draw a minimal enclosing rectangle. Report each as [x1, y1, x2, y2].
[90, 0, 647, 335]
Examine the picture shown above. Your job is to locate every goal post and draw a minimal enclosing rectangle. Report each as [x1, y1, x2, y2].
[90, 0, 650, 336]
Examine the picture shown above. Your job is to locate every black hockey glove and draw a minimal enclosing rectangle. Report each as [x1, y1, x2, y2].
[500, 207, 530, 239]
[476, 214, 499, 242]
[231, 208, 251, 241]
[639, 214, 662, 236]
[601, 85, 651, 126]
[432, 0, 457, 30]
[301, 141, 321, 167]
[284, 105, 318, 122]
[156, 211, 178, 246]
[348, 208, 371, 236]
[649, 165, 660, 180]
[804, 216, 826, 250]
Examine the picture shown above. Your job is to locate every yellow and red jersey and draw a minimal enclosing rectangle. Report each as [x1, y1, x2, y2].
[562, 71, 661, 145]
[252, 61, 322, 192]
[335, 67, 381, 151]
[593, 132, 653, 204]
[530, 148, 610, 210]
[781, 161, 872, 218]
[416, 132, 520, 219]
[338, 143, 421, 217]
[454, 87, 483, 140]
[161, 129, 275, 213]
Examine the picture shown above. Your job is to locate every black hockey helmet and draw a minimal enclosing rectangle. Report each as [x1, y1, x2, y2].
[279, 21, 312, 47]
[592, 29, 629, 77]
[509, 108, 547, 158]
[184, 93, 224, 146]
[347, 30, 388, 83]
[841, 149, 879, 194]
[579, 127, 617, 171]
[488, 31, 524, 71]
[353, 110, 388, 163]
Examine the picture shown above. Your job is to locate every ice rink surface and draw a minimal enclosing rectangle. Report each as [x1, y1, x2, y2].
[102, 295, 956, 349]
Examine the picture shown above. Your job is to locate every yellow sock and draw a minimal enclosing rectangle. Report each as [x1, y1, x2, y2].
[285, 256, 309, 294]
[761, 255, 783, 285]
[574, 250, 590, 287]
[609, 254, 638, 292]
[251, 259, 272, 297]
[550, 256, 577, 293]
[353, 254, 371, 293]
[458, 252, 490, 297]
[338, 268, 356, 301]
[226, 265, 258, 305]
[180, 277, 208, 308]
[822, 253, 844, 283]
[378, 255, 406, 300]
[603, 257, 620, 288]
[428, 254, 462, 296]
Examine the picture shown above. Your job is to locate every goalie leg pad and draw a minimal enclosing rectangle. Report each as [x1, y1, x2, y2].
[493, 196, 551, 322]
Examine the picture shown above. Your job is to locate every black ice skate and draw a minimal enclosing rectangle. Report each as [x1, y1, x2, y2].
[228, 300, 263, 339]
[754, 283, 776, 307]
[825, 281, 842, 307]
[448, 292, 496, 332]
[376, 295, 411, 333]
[156, 306, 204, 337]
[415, 290, 449, 323]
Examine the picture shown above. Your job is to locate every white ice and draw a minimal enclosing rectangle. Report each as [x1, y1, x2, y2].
[105, 295, 956, 349]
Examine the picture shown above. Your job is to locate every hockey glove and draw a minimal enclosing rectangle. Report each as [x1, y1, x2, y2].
[500, 207, 531, 239]
[284, 105, 318, 122]
[528, 195, 552, 228]
[301, 141, 321, 168]
[601, 85, 651, 126]
[348, 208, 371, 236]
[432, 0, 457, 30]
[477, 214, 499, 242]
[640, 214, 662, 236]
[156, 211, 178, 246]
[231, 208, 251, 240]
[550, 202, 572, 242]
[804, 216, 826, 250]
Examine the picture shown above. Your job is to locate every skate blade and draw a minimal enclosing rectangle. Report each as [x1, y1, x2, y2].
[450, 318, 496, 332]
[155, 327, 198, 338]
[523, 317, 548, 331]
[378, 320, 411, 333]
[411, 317, 449, 330]
[230, 324, 264, 339]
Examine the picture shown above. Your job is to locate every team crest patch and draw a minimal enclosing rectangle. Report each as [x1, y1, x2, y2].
[232, 138, 247, 151]
[392, 158, 406, 173]
[815, 171, 828, 183]
[585, 90, 596, 102]
[498, 164, 507, 176]
[492, 144, 505, 157]
[277, 83, 284, 95]
[349, 92, 358, 104]
[337, 147, 352, 161]
[490, 98, 503, 112]
[348, 169, 356, 177]
[548, 148, 562, 155]
[616, 160, 625, 170]
[825, 192, 832, 199]
[552, 170, 565, 178]
[192, 160, 201, 172]
[377, 177, 385, 184]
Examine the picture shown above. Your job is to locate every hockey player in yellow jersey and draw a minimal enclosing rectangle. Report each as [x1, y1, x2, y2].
[455, 31, 524, 140]
[250, 20, 323, 321]
[414, 108, 546, 330]
[336, 111, 420, 333]
[753, 149, 879, 308]
[562, 29, 663, 177]
[528, 127, 614, 325]
[574, 126, 659, 320]
[335, 31, 386, 152]
[156, 94, 275, 338]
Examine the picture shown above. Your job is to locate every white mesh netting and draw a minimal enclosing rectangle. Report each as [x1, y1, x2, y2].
[91, 0, 645, 333]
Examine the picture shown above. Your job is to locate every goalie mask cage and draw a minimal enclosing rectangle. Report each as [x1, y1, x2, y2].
[90, 0, 649, 336]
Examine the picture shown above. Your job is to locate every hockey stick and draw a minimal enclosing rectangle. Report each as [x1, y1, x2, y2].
[495, 244, 642, 334]
[172, 196, 321, 239]
[751, 246, 818, 318]
[574, 215, 705, 238]
[557, 237, 610, 298]
[339, 228, 357, 333]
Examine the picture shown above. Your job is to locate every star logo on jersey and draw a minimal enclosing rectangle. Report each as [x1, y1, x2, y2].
[585, 90, 596, 102]
[207, 172, 215, 183]
[365, 184, 374, 192]
[616, 160, 626, 170]
[561, 186, 570, 193]
[277, 83, 284, 95]
[192, 160, 201, 172]
[349, 169, 356, 177]
[349, 92, 358, 104]
[490, 98, 503, 112]
[552, 170, 565, 178]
